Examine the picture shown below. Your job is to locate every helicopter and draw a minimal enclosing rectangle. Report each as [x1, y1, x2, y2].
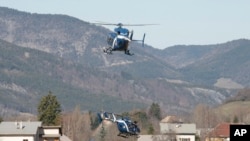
[97, 111, 140, 138]
[95, 22, 154, 55]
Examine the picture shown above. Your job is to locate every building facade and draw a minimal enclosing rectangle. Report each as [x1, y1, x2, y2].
[0, 121, 41, 141]
[159, 123, 196, 141]
[138, 116, 196, 141]
[205, 123, 231, 141]
[0, 121, 63, 141]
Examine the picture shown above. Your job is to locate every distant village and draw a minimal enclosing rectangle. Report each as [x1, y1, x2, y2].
[0, 91, 249, 141]
[1, 90, 250, 141]
[0, 115, 240, 141]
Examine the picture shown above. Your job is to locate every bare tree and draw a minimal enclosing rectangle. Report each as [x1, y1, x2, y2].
[192, 104, 220, 141]
[62, 106, 91, 141]
[193, 104, 219, 128]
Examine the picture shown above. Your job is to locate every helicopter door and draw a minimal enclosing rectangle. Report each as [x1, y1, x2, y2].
[107, 33, 116, 47]
[116, 38, 123, 49]
[115, 38, 129, 50]
[117, 121, 129, 133]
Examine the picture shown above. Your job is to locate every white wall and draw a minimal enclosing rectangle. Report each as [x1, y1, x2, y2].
[138, 135, 195, 141]
[176, 135, 195, 141]
[0, 136, 34, 141]
[43, 129, 60, 135]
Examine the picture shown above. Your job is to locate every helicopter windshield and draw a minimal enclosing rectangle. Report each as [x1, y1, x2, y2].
[115, 27, 129, 37]
[107, 33, 116, 46]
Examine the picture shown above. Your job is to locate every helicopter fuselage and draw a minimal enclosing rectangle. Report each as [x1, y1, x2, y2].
[106, 27, 131, 51]
[116, 119, 140, 138]
[107, 33, 130, 51]
[101, 23, 146, 55]
[97, 111, 140, 138]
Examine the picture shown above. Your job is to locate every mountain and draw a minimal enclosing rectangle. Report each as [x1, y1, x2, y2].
[150, 39, 250, 88]
[225, 88, 250, 103]
[0, 7, 249, 117]
[0, 39, 148, 115]
[214, 89, 250, 123]
[0, 7, 178, 79]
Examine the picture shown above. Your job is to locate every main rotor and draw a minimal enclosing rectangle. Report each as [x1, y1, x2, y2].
[94, 22, 157, 28]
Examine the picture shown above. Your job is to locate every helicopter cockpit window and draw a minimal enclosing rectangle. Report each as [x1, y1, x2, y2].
[122, 32, 129, 36]
[107, 33, 116, 45]
[107, 36, 113, 45]
[115, 28, 129, 37]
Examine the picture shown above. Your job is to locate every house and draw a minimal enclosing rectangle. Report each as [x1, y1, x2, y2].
[0, 121, 42, 141]
[138, 123, 196, 141]
[160, 116, 181, 123]
[0, 121, 65, 141]
[138, 116, 196, 141]
[138, 135, 172, 141]
[39, 126, 62, 141]
[160, 123, 196, 141]
[205, 123, 230, 141]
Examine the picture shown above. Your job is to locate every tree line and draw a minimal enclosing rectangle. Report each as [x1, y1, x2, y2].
[0, 91, 161, 141]
[2, 89, 250, 141]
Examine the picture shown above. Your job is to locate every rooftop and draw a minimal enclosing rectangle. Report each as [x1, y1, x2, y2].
[160, 123, 196, 134]
[160, 116, 182, 123]
[0, 121, 42, 135]
[209, 123, 230, 138]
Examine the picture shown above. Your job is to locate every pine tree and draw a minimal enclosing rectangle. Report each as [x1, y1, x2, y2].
[0, 116, 3, 123]
[37, 91, 62, 125]
[149, 103, 161, 120]
[147, 124, 155, 134]
[233, 115, 239, 123]
[99, 125, 106, 141]
[89, 111, 100, 130]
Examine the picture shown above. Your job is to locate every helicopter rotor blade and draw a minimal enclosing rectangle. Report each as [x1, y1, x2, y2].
[93, 23, 118, 26]
[122, 24, 158, 26]
[93, 21, 158, 27]
[93, 21, 118, 26]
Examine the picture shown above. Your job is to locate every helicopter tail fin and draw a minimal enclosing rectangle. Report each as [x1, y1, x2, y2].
[132, 33, 146, 47]
[130, 30, 134, 40]
[97, 111, 117, 123]
[142, 33, 146, 47]
[97, 113, 103, 123]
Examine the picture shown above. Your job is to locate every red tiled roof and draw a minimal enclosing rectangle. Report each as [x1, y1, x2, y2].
[208, 123, 244, 138]
[209, 123, 230, 138]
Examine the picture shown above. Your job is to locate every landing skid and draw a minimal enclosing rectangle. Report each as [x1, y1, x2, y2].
[117, 133, 139, 138]
[103, 47, 134, 56]
[117, 133, 128, 138]
[103, 47, 112, 54]
[125, 50, 134, 56]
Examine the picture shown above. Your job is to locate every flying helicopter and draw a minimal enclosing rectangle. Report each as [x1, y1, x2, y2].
[97, 111, 140, 138]
[95, 22, 155, 55]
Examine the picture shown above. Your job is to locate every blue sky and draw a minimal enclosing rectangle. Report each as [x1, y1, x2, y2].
[1, 0, 250, 49]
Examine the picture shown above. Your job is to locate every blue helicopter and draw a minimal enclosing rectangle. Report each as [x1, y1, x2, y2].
[97, 111, 140, 138]
[96, 22, 152, 55]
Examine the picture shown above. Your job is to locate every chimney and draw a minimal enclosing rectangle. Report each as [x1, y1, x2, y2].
[16, 122, 20, 129]
[20, 121, 23, 129]
[16, 121, 23, 129]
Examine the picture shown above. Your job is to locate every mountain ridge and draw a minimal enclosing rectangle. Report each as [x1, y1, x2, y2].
[0, 7, 249, 116]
